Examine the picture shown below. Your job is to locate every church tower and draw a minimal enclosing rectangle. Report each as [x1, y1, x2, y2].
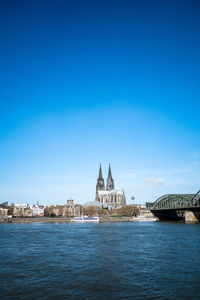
[96, 164, 105, 193]
[106, 164, 115, 191]
[95, 164, 126, 207]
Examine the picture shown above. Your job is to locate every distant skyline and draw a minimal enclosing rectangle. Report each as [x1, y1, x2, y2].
[1, 0, 200, 205]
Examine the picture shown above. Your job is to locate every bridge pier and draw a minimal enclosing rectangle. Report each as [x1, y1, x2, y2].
[185, 211, 200, 223]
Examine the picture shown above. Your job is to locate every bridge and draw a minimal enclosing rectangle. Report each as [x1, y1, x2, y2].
[146, 190, 200, 222]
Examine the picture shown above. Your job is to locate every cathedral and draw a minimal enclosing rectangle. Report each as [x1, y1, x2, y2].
[95, 164, 126, 209]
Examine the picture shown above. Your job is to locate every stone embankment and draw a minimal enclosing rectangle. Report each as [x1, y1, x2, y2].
[11, 217, 71, 223]
[0, 215, 12, 223]
[3, 214, 156, 223]
[9, 216, 133, 223]
[139, 209, 155, 218]
[99, 216, 133, 222]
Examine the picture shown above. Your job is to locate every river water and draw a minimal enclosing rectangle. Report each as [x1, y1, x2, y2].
[0, 222, 200, 300]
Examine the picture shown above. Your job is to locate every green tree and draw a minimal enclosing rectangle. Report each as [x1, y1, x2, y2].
[8, 204, 14, 216]
[113, 205, 139, 217]
[83, 206, 99, 216]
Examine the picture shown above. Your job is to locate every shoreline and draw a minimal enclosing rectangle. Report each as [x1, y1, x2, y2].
[1, 216, 134, 224]
[1, 217, 199, 224]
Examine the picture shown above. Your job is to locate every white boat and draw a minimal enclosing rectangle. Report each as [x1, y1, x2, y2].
[71, 215, 99, 223]
[131, 215, 157, 222]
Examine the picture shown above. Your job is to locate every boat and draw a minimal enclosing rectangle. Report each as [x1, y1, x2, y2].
[131, 215, 157, 222]
[71, 215, 99, 223]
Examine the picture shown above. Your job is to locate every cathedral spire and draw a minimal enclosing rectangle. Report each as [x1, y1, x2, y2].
[96, 163, 105, 193]
[106, 164, 115, 190]
[98, 163, 103, 179]
[108, 164, 112, 178]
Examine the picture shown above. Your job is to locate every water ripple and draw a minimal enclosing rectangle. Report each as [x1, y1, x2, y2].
[0, 222, 200, 300]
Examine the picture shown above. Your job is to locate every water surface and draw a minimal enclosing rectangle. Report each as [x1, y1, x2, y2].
[0, 222, 200, 300]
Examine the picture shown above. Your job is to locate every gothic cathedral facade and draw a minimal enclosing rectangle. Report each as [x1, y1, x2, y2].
[95, 164, 126, 208]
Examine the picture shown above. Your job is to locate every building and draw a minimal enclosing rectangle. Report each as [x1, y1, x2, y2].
[30, 205, 45, 217]
[0, 202, 9, 216]
[44, 200, 81, 217]
[12, 203, 45, 218]
[13, 203, 30, 217]
[66, 199, 81, 217]
[95, 164, 126, 209]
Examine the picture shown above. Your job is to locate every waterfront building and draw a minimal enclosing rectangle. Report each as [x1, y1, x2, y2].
[13, 205, 32, 217]
[66, 199, 81, 217]
[44, 200, 81, 217]
[95, 164, 126, 209]
[30, 205, 45, 217]
[0, 202, 9, 216]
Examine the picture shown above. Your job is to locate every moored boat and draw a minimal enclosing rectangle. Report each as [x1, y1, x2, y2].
[71, 215, 99, 223]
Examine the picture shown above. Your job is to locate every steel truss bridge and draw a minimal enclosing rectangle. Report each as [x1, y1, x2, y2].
[146, 190, 200, 221]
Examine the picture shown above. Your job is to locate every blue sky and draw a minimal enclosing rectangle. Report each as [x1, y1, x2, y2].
[0, 0, 200, 205]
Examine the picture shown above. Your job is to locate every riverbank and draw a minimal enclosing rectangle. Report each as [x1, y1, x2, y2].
[5, 216, 134, 223]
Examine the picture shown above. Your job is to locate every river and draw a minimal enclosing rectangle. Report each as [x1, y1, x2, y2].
[0, 222, 200, 300]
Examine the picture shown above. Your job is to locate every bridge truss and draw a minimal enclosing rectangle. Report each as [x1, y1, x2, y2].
[147, 190, 200, 210]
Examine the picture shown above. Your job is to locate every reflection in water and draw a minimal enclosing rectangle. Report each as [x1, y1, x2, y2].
[0, 222, 200, 300]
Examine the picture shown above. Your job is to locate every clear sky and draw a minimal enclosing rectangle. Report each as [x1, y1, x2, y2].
[1, 0, 200, 205]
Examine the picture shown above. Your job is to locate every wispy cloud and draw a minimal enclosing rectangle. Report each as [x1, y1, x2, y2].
[144, 177, 164, 187]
